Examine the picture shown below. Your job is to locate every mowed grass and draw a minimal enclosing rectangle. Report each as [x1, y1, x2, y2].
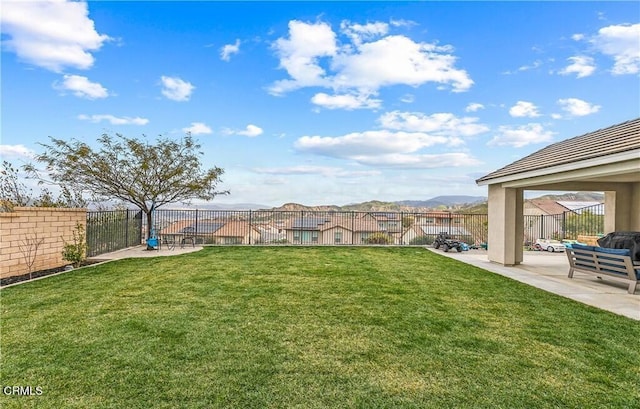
[1, 247, 639, 409]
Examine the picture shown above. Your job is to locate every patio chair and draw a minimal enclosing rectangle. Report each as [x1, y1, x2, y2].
[180, 227, 197, 248]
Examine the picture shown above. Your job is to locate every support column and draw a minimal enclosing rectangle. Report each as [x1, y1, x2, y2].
[602, 185, 637, 234]
[487, 184, 524, 266]
[604, 185, 634, 233]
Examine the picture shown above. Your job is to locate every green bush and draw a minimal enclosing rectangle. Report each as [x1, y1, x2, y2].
[62, 222, 86, 268]
[409, 236, 434, 245]
[365, 232, 392, 245]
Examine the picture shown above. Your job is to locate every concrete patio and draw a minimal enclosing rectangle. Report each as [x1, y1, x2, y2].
[430, 248, 640, 321]
[88, 244, 204, 261]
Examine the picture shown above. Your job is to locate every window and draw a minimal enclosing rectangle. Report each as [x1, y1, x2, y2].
[334, 231, 342, 244]
[311, 231, 318, 243]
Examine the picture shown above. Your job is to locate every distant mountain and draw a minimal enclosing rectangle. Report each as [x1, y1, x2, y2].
[272, 203, 341, 212]
[191, 202, 271, 210]
[271, 196, 488, 212]
[531, 192, 604, 202]
[396, 196, 486, 208]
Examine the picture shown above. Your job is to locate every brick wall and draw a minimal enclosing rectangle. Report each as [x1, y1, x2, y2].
[0, 207, 86, 279]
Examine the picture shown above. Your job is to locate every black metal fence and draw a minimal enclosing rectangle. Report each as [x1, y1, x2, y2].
[139, 209, 489, 248]
[85, 203, 604, 256]
[86, 209, 143, 257]
[523, 202, 604, 245]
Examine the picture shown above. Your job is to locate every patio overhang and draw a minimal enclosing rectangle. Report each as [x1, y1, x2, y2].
[477, 118, 640, 266]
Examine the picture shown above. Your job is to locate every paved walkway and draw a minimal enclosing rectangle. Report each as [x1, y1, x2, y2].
[88, 244, 204, 260]
[429, 248, 640, 321]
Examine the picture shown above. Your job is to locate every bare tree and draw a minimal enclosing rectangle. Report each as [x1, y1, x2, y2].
[18, 233, 45, 280]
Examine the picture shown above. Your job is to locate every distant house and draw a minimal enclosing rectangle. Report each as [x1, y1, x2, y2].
[414, 211, 463, 226]
[160, 219, 261, 244]
[211, 221, 261, 244]
[364, 212, 402, 233]
[523, 199, 603, 242]
[284, 214, 389, 244]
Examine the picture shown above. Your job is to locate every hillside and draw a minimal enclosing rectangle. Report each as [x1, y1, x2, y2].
[271, 196, 488, 212]
[531, 192, 604, 202]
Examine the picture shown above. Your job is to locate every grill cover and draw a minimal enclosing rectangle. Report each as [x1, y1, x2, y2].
[597, 232, 640, 261]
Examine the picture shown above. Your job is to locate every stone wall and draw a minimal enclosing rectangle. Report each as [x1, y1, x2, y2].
[0, 207, 86, 279]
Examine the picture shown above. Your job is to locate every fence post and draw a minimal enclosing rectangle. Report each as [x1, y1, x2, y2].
[248, 210, 252, 245]
[125, 210, 130, 247]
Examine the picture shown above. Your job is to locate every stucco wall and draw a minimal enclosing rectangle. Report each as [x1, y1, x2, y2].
[0, 207, 86, 279]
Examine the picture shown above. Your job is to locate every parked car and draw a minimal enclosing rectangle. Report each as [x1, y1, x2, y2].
[534, 238, 566, 252]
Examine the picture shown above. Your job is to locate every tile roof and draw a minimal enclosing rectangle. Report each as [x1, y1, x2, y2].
[477, 117, 640, 183]
[526, 200, 569, 215]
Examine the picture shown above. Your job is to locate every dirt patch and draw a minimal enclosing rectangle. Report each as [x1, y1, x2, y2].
[1, 260, 106, 287]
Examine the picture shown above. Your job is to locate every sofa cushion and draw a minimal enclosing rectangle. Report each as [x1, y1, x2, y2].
[571, 243, 596, 252]
[594, 247, 630, 256]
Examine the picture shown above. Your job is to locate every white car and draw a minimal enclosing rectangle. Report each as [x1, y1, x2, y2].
[534, 239, 566, 252]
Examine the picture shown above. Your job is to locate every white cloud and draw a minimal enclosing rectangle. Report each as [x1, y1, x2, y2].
[571, 33, 585, 41]
[311, 92, 382, 110]
[295, 130, 450, 159]
[465, 103, 485, 112]
[559, 56, 596, 78]
[255, 165, 380, 178]
[389, 19, 418, 29]
[78, 114, 148, 125]
[340, 20, 389, 45]
[557, 98, 600, 116]
[488, 123, 554, 148]
[0, 0, 110, 72]
[351, 152, 482, 169]
[54, 74, 109, 99]
[293, 110, 486, 169]
[591, 23, 640, 75]
[269, 20, 473, 105]
[378, 111, 489, 137]
[518, 60, 542, 72]
[0, 144, 35, 160]
[160, 76, 194, 101]
[330, 34, 473, 92]
[220, 39, 241, 61]
[182, 122, 212, 135]
[400, 94, 415, 103]
[269, 20, 337, 95]
[509, 101, 541, 118]
[224, 124, 263, 137]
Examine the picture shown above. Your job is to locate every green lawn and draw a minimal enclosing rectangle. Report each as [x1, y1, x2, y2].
[1, 247, 639, 408]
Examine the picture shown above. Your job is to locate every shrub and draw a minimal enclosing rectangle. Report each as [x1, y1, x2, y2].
[365, 232, 392, 245]
[62, 222, 86, 268]
[409, 236, 434, 245]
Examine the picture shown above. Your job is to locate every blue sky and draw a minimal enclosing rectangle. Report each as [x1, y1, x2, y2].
[1, 1, 639, 207]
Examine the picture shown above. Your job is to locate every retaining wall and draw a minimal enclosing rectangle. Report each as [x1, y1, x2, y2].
[0, 207, 86, 279]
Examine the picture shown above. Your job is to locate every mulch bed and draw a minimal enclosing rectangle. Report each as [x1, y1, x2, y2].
[1, 260, 105, 287]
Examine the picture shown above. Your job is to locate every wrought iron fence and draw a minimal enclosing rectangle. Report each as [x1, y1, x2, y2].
[85, 203, 604, 256]
[523, 202, 604, 245]
[86, 209, 143, 257]
[142, 209, 489, 248]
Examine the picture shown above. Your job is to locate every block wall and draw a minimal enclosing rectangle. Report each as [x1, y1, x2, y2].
[0, 207, 86, 279]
